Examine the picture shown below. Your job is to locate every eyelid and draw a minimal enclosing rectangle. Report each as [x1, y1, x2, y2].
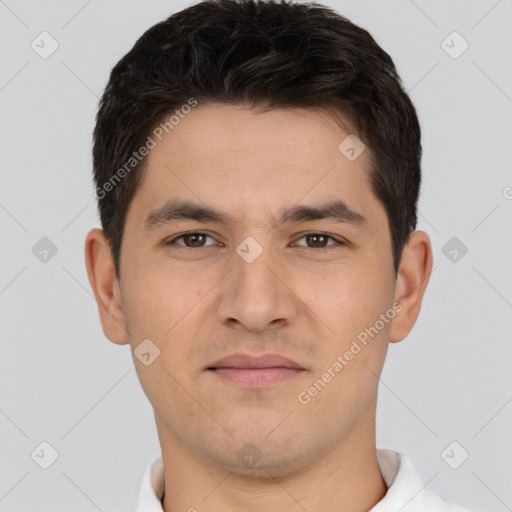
[166, 231, 220, 247]
[292, 231, 346, 247]
[165, 231, 347, 248]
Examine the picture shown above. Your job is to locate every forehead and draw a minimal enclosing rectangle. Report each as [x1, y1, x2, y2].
[155, 103, 358, 161]
[126, 103, 384, 231]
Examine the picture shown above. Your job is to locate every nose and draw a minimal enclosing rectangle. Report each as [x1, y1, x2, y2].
[216, 241, 298, 332]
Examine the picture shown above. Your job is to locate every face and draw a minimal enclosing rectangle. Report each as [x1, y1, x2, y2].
[87, 103, 427, 477]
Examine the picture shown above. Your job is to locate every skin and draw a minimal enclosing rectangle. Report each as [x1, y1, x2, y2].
[85, 103, 432, 512]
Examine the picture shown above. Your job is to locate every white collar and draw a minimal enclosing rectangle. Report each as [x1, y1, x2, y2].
[136, 448, 473, 511]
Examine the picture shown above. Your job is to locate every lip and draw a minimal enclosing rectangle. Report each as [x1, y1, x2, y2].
[208, 353, 302, 370]
[207, 353, 304, 388]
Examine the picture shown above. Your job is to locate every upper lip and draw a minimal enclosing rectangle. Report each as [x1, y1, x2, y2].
[208, 353, 303, 370]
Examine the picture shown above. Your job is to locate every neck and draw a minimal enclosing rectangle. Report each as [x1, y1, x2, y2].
[157, 412, 387, 512]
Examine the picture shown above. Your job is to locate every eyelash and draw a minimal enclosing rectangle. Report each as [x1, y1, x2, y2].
[165, 231, 346, 250]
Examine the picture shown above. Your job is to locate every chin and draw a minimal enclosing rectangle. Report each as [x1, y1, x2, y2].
[207, 442, 310, 479]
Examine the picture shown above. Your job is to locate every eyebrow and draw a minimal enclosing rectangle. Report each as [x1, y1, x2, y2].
[142, 198, 367, 232]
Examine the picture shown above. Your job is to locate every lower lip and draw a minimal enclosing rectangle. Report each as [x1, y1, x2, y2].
[209, 367, 303, 387]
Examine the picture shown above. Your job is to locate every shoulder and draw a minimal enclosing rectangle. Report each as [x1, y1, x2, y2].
[374, 449, 475, 512]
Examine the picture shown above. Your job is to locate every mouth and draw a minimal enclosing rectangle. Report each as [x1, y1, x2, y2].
[207, 353, 305, 388]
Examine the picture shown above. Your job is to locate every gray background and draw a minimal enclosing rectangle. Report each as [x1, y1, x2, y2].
[1, 0, 511, 511]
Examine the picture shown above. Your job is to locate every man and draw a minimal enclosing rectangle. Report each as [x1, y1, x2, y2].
[84, 1, 474, 510]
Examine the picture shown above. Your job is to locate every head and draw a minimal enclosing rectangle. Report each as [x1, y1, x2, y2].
[85, 0, 432, 476]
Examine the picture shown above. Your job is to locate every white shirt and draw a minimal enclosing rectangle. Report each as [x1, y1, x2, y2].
[136, 448, 474, 511]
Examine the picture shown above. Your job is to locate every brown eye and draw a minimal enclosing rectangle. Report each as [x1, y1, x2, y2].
[294, 233, 344, 249]
[167, 232, 216, 248]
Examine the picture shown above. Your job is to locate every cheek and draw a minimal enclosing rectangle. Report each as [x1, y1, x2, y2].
[125, 268, 215, 381]
[306, 263, 394, 362]
[124, 270, 206, 409]
[123, 265, 201, 338]
[310, 265, 387, 320]
[300, 270, 391, 410]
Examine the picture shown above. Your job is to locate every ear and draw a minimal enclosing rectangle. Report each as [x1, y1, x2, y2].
[84, 228, 129, 345]
[389, 230, 433, 343]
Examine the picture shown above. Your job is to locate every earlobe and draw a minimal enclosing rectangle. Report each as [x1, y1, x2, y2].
[389, 230, 433, 343]
[84, 228, 130, 345]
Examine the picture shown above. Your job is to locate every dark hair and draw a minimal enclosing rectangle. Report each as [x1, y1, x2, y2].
[92, 0, 421, 281]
